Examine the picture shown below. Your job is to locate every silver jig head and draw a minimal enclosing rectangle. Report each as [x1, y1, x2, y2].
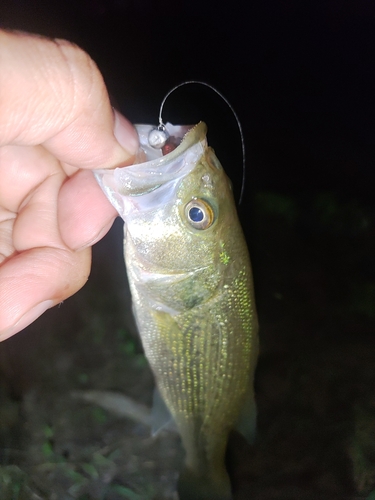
[148, 124, 169, 149]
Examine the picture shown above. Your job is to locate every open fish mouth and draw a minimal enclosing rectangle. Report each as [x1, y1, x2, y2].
[94, 122, 207, 219]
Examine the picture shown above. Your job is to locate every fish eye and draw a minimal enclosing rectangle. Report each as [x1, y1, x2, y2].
[185, 199, 215, 230]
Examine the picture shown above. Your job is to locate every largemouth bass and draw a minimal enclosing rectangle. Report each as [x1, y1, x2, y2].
[95, 122, 259, 500]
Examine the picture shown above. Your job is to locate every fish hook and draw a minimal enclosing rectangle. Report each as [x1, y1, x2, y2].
[150, 81, 246, 205]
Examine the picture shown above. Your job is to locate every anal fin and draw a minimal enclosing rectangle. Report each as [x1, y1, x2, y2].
[235, 389, 257, 444]
[151, 387, 178, 435]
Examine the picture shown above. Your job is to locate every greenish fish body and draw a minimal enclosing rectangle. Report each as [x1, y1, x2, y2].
[95, 122, 258, 499]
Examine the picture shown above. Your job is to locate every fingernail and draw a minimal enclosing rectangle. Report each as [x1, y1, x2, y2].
[0, 300, 54, 341]
[113, 110, 139, 156]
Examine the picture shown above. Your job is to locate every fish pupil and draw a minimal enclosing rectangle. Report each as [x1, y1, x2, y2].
[189, 207, 204, 222]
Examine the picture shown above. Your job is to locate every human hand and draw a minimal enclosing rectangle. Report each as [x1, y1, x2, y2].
[0, 30, 139, 341]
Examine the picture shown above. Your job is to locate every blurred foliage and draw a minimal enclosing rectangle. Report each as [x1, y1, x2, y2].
[254, 192, 298, 226]
[314, 193, 371, 235]
[349, 404, 375, 496]
[350, 283, 375, 319]
[1, 189, 374, 499]
[0, 466, 32, 500]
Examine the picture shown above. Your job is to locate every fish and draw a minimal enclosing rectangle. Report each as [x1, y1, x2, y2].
[95, 121, 259, 500]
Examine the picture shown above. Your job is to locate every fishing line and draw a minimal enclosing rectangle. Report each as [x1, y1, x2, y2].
[148, 81, 246, 205]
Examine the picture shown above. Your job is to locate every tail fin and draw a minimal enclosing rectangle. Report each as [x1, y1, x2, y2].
[177, 467, 232, 500]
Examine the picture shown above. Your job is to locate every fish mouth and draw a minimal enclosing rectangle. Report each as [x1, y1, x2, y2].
[94, 122, 207, 218]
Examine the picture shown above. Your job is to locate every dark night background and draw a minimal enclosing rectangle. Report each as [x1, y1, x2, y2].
[1, 1, 375, 499]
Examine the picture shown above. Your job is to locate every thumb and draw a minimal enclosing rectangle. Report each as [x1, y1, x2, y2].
[0, 30, 139, 169]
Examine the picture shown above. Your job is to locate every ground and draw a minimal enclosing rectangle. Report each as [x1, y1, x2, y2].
[0, 190, 374, 500]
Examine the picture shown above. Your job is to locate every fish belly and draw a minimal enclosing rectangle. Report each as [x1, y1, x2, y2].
[128, 262, 258, 482]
